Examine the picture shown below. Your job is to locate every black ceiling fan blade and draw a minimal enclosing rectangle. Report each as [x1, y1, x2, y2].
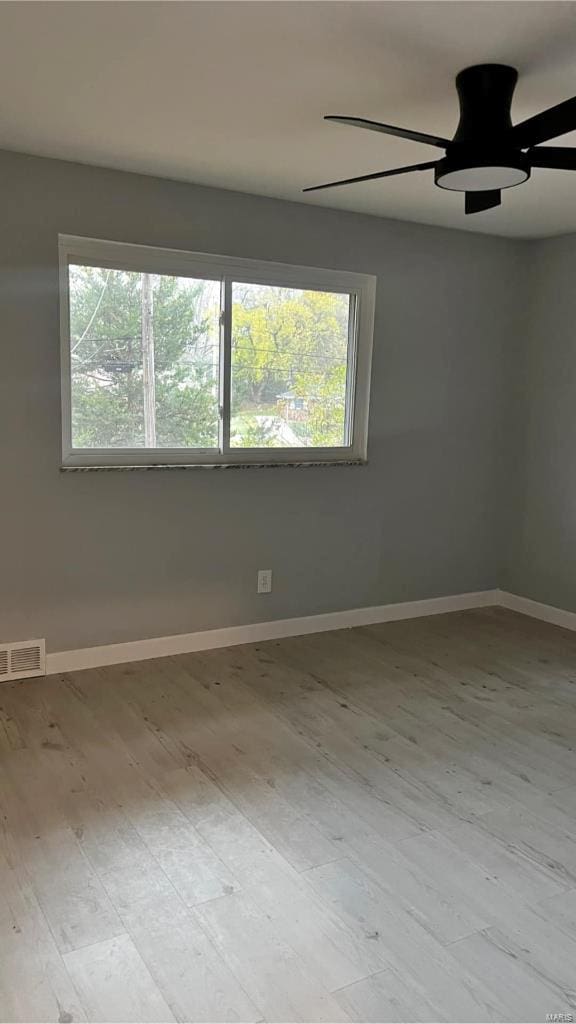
[528, 146, 576, 170]
[465, 190, 501, 215]
[325, 116, 449, 149]
[509, 96, 576, 148]
[303, 161, 437, 193]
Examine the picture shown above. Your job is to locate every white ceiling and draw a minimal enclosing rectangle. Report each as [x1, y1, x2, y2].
[2, 1, 576, 238]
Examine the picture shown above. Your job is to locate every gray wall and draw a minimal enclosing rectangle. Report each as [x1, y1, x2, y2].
[0, 149, 523, 653]
[504, 235, 576, 611]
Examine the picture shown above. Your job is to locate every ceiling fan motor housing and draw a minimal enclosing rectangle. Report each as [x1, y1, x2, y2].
[454, 64, 518, 143]
[435, 63, 530, 192]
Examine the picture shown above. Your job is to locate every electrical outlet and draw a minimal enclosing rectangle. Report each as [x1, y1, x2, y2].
[257, 569, 273, 594]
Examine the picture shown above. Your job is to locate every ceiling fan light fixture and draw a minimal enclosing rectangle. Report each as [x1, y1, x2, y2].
[434, 152, 530, 192]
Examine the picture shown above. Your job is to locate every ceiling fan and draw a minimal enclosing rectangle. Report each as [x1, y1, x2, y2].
[303, 64, 576, 214]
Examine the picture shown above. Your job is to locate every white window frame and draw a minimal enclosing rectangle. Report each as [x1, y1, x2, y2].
[59, 234, 376, 468]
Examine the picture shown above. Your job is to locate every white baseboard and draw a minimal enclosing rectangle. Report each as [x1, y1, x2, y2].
[44, 587, 576, 677]
[46, 588, 501, 675]
[498, 589, 576, 632]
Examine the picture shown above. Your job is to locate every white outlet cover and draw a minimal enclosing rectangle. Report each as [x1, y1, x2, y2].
[257, 569, 273, 594]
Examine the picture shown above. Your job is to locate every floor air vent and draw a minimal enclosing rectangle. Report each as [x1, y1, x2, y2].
[0, 640, 46, 681]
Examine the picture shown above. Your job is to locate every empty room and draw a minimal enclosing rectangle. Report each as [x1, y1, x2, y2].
[2, 1, 576, 1022]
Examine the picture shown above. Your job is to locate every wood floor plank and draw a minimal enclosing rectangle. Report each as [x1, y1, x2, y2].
[195, 892, 350, 1022]
[20, 827, 125, 954]
[447, 929, 570, 1023]
[0, 755, 124, 954]
[480, 912, 576, 1002]
[119, 891, 261, 1023]
[128, 801, 240, 907]
[397, 822, 568, 915]
[0, 848, 87, 1023]
[334, 969, 441, 1024]
[338, 828, 486, 943]
[63, 934, 175, 1023]
[476, 803, 576, 882]
[536, 886, 576, 938]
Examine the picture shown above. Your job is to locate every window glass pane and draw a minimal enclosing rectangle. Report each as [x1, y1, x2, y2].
[69, 265, 220, 449]
[230, 283, 351, 449]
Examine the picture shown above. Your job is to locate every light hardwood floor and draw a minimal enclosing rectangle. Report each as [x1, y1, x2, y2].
[1, 607, 576, 1023]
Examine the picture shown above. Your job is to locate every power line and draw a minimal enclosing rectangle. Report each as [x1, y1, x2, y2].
[71, 270, 112, 354]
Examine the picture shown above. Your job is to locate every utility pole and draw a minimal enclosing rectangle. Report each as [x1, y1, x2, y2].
[141, 273, 157, 447]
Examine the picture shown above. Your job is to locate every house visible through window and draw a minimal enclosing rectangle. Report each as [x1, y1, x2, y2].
[60, 236, 375, 467]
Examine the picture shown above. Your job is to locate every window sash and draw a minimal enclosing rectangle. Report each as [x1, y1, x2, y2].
[60, 235, 375, 467]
